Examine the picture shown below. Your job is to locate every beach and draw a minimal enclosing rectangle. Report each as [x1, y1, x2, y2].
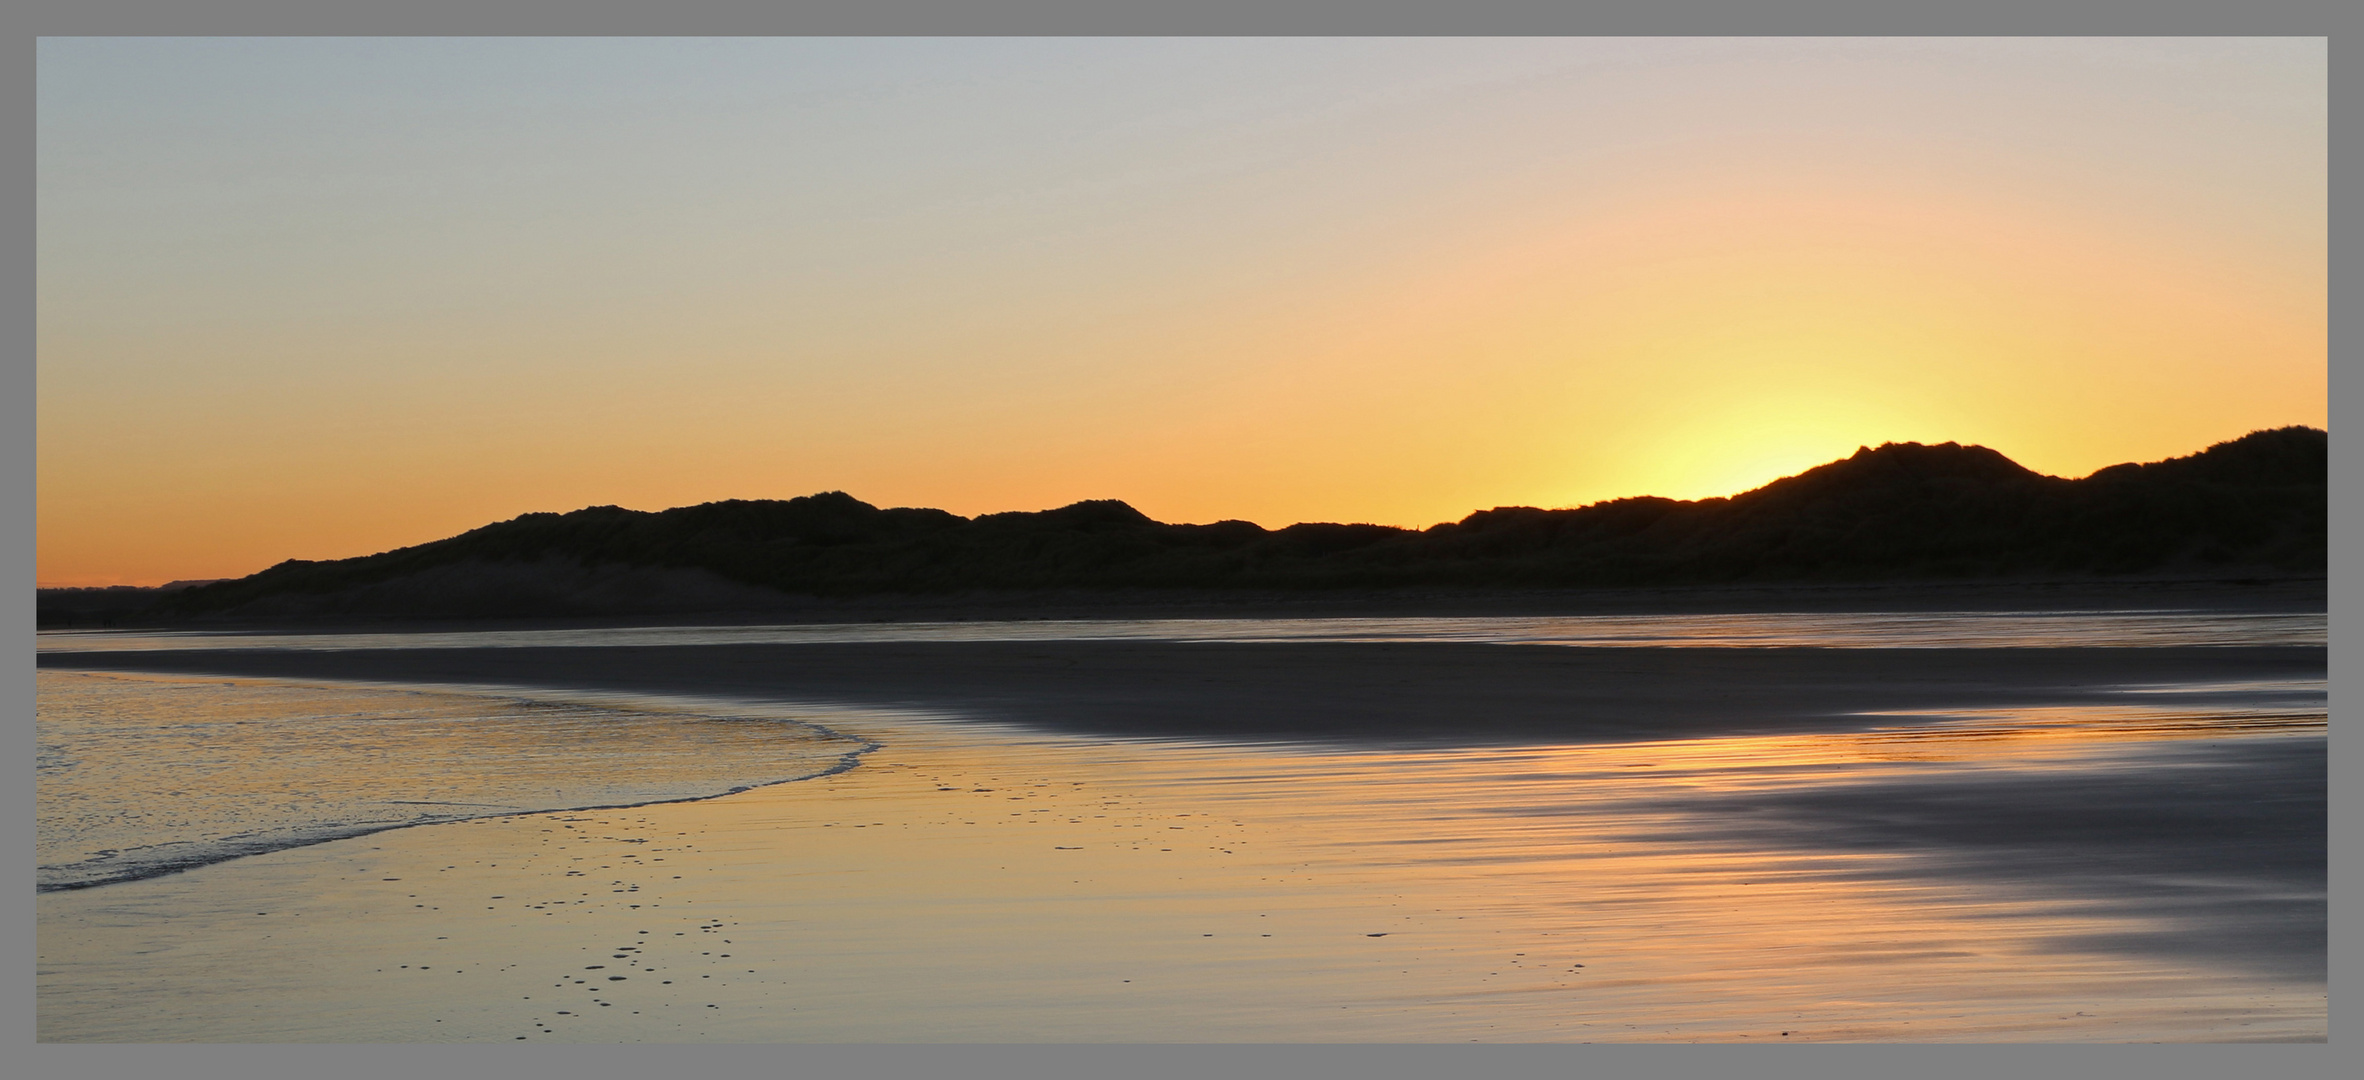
[33, 602, 2328, 1042]
[35, 32, 2330, 1059]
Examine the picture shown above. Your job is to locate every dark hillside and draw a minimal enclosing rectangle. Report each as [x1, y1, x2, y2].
[138, 427, 2323, 620]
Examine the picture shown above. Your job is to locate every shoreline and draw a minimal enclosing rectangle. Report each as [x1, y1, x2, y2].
[30, 717, 887, 897]
[39, 676, 2325, 1042]
[33, 669, 898, 894]
[39, 628, 2326, 1041]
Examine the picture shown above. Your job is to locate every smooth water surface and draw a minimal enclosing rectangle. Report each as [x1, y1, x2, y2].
[36, 671, 877, 891]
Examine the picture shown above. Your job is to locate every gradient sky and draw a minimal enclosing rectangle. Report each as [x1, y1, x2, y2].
[38, 38, 2326, 586]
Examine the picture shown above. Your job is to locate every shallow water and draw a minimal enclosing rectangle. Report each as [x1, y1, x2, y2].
[35, 661, 2325, 1041]
[36, 671, 876, 891]
[34, 609, 2328, 654]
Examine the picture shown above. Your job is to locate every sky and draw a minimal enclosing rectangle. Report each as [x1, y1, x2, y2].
[38, 38, 2326, 587]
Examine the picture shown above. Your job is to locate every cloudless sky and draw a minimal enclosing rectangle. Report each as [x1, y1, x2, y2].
[38, 38, 2326, 585]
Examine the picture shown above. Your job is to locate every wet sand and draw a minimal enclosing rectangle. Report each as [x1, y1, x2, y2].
[36, 699, 2325, 1042]
[38, 640, 2327, 745]
[36, 615, 2326, 1042]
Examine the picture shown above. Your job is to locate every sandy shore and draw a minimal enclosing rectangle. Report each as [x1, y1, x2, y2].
[37, 610, 2326, 1042]
[38, 692, 2324, 1043]
[39, 640, 2327, 745]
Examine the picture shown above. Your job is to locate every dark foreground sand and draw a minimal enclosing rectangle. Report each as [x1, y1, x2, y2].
[39, 640, 2327, 746]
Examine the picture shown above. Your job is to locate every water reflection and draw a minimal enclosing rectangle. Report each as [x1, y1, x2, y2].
[982, 686, 2326, 1012]
[34, 666, 2323, 1040]
[35, 671, 876, 890]
[628, 685, 2317, 1041]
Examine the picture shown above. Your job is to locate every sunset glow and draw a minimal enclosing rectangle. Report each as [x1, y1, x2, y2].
[38, 38, 2325, 585]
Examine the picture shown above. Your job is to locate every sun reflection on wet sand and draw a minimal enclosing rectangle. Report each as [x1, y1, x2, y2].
[37, 674, 2322, 1042]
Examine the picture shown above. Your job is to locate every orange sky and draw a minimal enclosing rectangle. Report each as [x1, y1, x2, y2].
[38, 39, 2325, 586]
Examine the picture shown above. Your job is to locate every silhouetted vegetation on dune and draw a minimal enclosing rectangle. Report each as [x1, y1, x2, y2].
[134, 426, 2323, 618]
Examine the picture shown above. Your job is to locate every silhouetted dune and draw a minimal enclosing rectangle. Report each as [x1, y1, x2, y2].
[106, 427, 2322, 621]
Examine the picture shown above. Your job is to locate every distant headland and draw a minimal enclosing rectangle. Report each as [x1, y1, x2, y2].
[39, 427, 2324, 625]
